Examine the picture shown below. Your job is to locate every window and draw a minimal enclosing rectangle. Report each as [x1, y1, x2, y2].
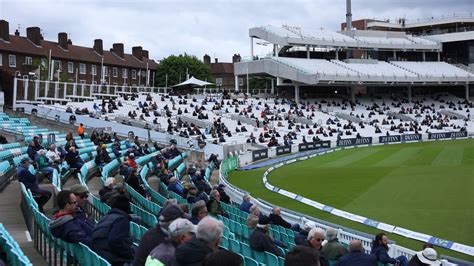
[92, 65, 97, 76]
[0, 53, 2, 66]
[113, 67, 118, 77]
[68, 62, 74, 73]
[238, 78, 244, 86]
[122, 68, 128, 78]
[113, 82, 118, 86]
[79, 63, 86, 74]
[215, 78, 223, 86]
[103, 66, 108, 77]
[9, 54, 16, 67]
[25, 57, 33, 65]
[131, 70, 136, 79]
[57, 61, 62, 72]
[79, 80, 86, 84]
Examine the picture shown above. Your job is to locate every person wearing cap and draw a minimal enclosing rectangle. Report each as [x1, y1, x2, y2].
[408, 248, 441, 266]
[190, 200, 208, 225]
[240, 194, 253, 213]
[337, 240, 377, 266]
[134, 203, 190, 266]
[99, 177, 115, 202]
[207, 189, 229, 218]
[91, 195, 135, 265]
[49, 190, 94, 246]
[145, 218, 196, 266]
[321, 228, 348, 261]
[174, 216, 224, 266]
[249, 216, 283, 257]
[17, 157, 51, 213]
[95, 143, 111, 167]
[69, 184, 92, 222]
[371, 233, 408, 266]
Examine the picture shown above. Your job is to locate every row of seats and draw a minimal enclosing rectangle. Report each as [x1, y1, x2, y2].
[0, 223, 32, 266]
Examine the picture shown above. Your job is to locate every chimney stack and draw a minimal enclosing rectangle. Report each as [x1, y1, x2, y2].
[0, 20, 9, 41]
[203, 54, 210, 65]
[214, 58, 218, 63]
[132, 46, 143, 60]
[142, 50, 149, 59]
[26, 27, 41, 46]
[94, 39, 103, 55]
[58, 32, 68, 50]
[232, 54, 241, 63]
[113, 43, 124, 58]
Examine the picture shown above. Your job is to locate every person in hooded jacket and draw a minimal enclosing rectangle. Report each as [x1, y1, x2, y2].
[174, 216, 223, 266]
[49, 190, 94, 246]
[91, 195, 135, 265]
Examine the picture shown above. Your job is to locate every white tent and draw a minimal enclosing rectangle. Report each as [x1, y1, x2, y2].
[172, 76, 214, 87]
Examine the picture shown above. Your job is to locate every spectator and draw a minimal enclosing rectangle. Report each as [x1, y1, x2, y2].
[167, 177, 186, 198]
[321, 228, 348, 261]
[69, 184, 92, 222]
[91, 195, 135, 265]
[17, 157, 51, 213]
[338, 240, 377, 266]
[174, 216, 224, 266]
[202, 250, 243, 266]
[190, 200, 208, 225]
[269, 207, 300, 231]
[285, 246, 320, 266]
[99, 177, 115, 203]
[295, 221, 314, 245]
[207, 189, 228, 218]
[240, 194, 253, 213]
[408, 248, 440, 266]
[216, 184, 230, 204]
[370, 233, 407, 266]
[46, 144, 61, 165]
[77, 123, 85, 139]
[27, 136, 44, 161]
[49, 190, 94, 246]
[249, 216, 283, 257]
[134, 203, 190, 266]
[37, 149, 55, 181]
[65, 147, 84, 170]
[145, 218, 196, 266]
[304, 227, 329, 266]
[102, 181, 126, 206]
[95, 144, 111, 167]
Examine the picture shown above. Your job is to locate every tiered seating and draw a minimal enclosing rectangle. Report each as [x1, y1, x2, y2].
[391, 61, 472, 77]
[0, 223, 33, 266]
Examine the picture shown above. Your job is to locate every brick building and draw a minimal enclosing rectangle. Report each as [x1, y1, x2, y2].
[204, 53, 246, 91]
[0, 19, 158, 87]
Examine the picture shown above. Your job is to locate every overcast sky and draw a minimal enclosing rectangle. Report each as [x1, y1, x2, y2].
[1, 0, 473, 62]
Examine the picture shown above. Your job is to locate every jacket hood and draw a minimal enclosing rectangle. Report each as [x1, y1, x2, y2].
[174, 237, 213, 265]
[49, 213, 74, 231]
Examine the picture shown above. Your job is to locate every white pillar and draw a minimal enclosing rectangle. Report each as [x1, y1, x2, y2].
[73, 83, 77, 97]
[250, 37, 254, 59]
[437, 52, 441, 61]
[63, 82, 67, 99]
[274, 44, 279, 57]
[393, 50, 397, 60]
[81, 84, 85, 97]
[13, 78, 18, 110]
[335, 49, 339, 60]
[45, 80, 50, 98]
[34, 80, 39, 101]
[234, 75, 239, 92]
[24, 79, 29, 100]
[306, 45, 310, 59]
[422, 51, 426, 61]
[466, 83, 470, 100]
[271, 78, 275, 94]
[294, 84, 300, 103]
[54, 81, 59, 99]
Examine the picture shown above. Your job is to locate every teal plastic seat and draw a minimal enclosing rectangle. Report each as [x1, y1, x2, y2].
[229, 238, 240, 253]
[244, 256, 258, 266]
[253, 250, 266, 264]
[265, 252, 279, 266]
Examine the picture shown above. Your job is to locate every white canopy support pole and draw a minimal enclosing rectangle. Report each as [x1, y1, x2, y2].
[73, 83, 77, 98]
[81, 84, 85, 97]
[294, 84, 300, 103]
[306, 45, 310, 59]
[44, 80, 50, 98]
[24, 79, 29, 100]
[54, 81, 59, 99]
[34, 79, 39, 101]
[63, 82, 67, 99]
[13, 78, 18, 110]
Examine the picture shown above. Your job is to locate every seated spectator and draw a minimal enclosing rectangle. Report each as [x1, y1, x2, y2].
[95, 144, 111, 167]
[247, 205, 266, 229]
[69, 184, 93, 222]
[216, 184, 230, 204]
[168, 177, 186, 198]
[249, 216, 283, 257]
[269, 207, 300, 231]
[27, 136, 44, 161]
[134, 202, 190, 266]
[174, 217, 224, 265]
[207, 189, 228, 218]
[65, 147, 84, 170]
[46, 144, 62, 165]
[295, 222, 314, 245]
[17, 157, 51, 213]
[240, 194, 253, 213]
[49, 190, 94, 246]
[321, 228, 348, 261]
[146, 218, 196, 266]
[99, 177, 115, 203]
[408, 248, 441, 266]
[370, 233, 407, 266]
[91, 196, 135, 265]
[37, 149, 55, 181]
[186, 186, 199, 204]
[202, 250, 243, 266]
[285, 246, 320, 266]
[190, 200, 209, 225]
[338, 240, 377, 266]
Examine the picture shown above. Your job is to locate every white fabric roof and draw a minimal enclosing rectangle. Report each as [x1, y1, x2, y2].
[172, 76, 214, 87]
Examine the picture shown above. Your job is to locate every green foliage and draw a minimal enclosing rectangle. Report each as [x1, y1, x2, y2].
[32, 57, 49, 80]
[155, 54, 211, 87]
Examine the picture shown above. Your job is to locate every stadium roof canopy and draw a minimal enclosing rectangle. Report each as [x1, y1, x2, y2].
[250, 25, 442, 51]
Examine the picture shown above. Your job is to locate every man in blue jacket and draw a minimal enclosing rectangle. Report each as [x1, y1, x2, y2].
[49, 190, 94, 246]
[17, 157, 51, 213]
[371, 233, 407, 266]
[338, 240, 377, 266]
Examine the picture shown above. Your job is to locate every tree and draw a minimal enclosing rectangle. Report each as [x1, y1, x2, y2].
[155, 54, 211, 87]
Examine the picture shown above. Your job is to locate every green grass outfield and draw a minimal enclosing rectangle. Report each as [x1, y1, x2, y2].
[228, 139, 474, 261]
